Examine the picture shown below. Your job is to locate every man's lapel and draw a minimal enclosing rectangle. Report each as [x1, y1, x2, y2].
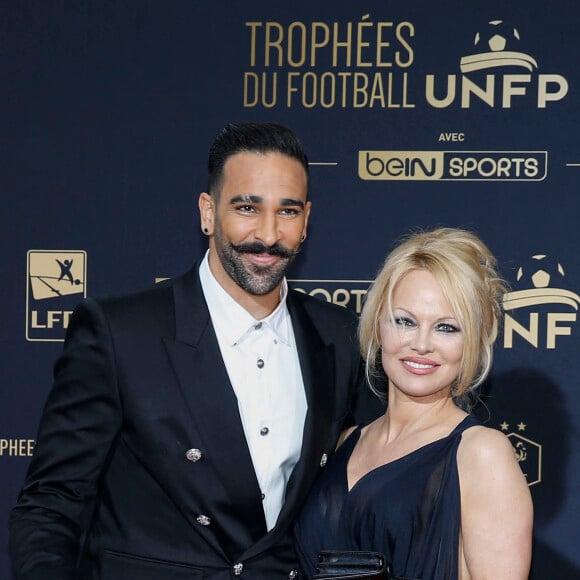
[163, 266, 268, 550]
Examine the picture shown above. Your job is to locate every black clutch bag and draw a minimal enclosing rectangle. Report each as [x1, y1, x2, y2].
[313, 550, 392, 579]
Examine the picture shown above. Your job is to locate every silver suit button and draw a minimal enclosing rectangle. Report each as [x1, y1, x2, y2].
[233, 562, 244, 575]
[186, 448, 202, 462]
[289, 569, 299, 578]
[196, 515, 211, 526]
[320, 453, 328, 467]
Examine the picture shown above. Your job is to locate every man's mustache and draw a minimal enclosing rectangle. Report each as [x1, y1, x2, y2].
[231, 241, 300, 259]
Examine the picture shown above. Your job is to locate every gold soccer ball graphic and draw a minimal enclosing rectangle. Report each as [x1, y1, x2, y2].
[474, 20, 520, 52]
[516, 255, 565, 289]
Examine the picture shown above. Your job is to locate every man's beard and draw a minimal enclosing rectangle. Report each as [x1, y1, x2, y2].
[214, 226, 301, 296]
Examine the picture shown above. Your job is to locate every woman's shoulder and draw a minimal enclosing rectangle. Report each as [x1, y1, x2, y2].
[456, 421, 533, 578]
[457, 423, 523, 482]
[459, 422, 513, 453]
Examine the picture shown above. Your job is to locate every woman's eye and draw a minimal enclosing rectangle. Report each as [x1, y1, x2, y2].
[395, 317, 415, 327]
[437, 322, 460, 333]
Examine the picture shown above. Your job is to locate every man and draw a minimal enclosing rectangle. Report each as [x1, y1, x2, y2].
[10, 123, 373, 579]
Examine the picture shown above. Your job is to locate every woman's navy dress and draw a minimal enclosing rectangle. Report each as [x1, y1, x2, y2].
[294, 415, 481, 580]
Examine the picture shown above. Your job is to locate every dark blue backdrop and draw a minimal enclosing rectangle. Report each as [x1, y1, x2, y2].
[2, 1, 579, 577]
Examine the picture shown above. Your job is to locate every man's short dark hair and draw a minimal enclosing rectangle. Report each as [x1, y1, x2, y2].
[207, 122, 309, 200]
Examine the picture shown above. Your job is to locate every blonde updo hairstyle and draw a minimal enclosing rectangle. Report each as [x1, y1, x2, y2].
[358, 227, 508, 411]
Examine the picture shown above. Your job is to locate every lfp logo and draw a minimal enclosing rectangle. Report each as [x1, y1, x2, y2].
[26, 250, 87, 341]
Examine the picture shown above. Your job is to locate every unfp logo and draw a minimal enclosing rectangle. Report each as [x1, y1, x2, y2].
[503, 255, 579, 349]
[289, 279, 372, 315]
[26, 250, 87, 341]
[425, 19, 568, 109]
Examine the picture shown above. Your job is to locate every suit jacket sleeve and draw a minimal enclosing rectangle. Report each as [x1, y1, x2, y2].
[9, 298, 122, 580]
[348, 360, 386, 427]
[337, 307, 385, 429]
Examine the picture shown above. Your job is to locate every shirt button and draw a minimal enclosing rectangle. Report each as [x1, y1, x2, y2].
[254, 322, 262, 330]
[196, 515, 211, 526]
[233, 562, 244, 575]
[185, 448, 203, 462]
[260, 427, 269, 436]
[260, 493, 265, 500]
[256, 358, 265, 368]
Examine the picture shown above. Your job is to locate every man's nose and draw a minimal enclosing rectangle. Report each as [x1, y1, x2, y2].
[254, 213, 280, 246]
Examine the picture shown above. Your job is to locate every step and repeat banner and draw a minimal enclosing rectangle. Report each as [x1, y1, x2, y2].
[2, 1, 579, 577]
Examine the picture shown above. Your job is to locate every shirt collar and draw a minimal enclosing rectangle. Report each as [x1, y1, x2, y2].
[199, 250, 292, 346]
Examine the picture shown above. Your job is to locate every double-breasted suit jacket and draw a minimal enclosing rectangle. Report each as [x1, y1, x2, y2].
[10, 264, 365, 580]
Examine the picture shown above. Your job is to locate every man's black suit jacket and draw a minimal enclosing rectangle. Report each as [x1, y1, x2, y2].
[9, 264, 372, 579]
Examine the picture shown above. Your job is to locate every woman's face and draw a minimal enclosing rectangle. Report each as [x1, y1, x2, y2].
[379, 269, 464, 403]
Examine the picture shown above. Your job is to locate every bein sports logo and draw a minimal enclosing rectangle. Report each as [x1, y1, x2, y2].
[358, 150, 547, 181]
[503, 254, 579, 349]
[26, 250, 87, 342]
[425, 19, 568, 109]
[289, 278, 372, 315]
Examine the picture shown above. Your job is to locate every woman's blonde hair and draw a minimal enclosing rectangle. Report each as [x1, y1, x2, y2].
[358, 227, 508, 410]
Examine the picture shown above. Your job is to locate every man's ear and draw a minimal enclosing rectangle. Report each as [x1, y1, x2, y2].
[301, 200, 312, 242]
[198, 192, 215, 235]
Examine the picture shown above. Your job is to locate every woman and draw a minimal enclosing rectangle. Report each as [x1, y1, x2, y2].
[295, 228, 533, 580]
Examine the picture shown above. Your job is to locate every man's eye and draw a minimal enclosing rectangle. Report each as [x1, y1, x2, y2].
[280, 208, 299, 216]
[236, 205, 255, 213]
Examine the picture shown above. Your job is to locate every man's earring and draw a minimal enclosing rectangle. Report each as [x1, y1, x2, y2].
[300, 235, 306, 242]
[203, 227, 209, 234]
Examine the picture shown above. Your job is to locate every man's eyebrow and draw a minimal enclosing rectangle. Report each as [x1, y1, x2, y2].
[229, 194, 262, 204]
[229, 195, 305, 209]
[281, 197, 305, 209]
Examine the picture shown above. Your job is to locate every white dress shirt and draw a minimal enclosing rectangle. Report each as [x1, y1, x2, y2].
[199, 252, 308, 530]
